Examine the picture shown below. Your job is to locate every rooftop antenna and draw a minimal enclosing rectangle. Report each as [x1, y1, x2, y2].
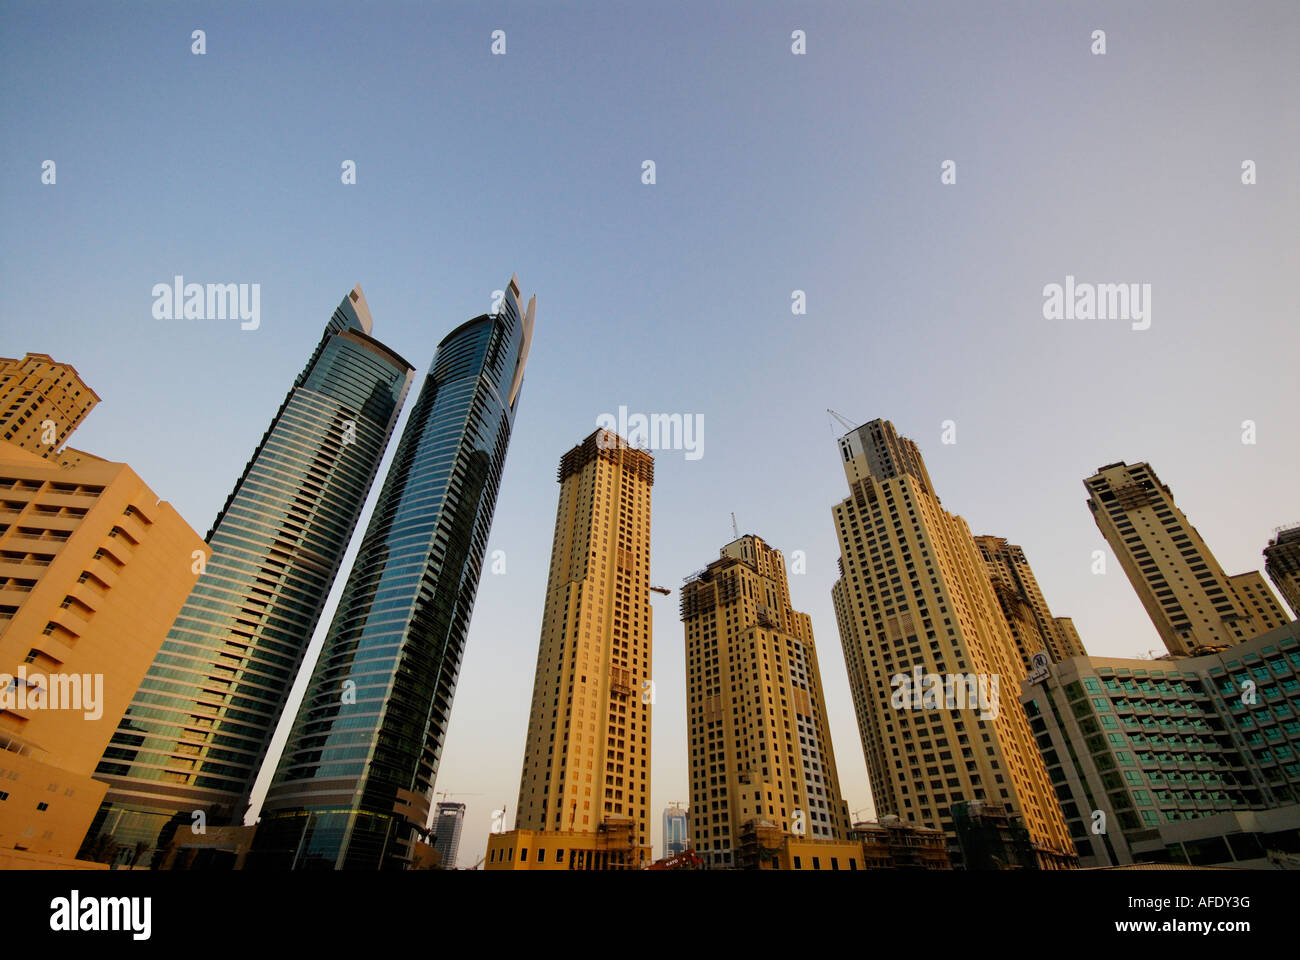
[731, 512, 739, 540]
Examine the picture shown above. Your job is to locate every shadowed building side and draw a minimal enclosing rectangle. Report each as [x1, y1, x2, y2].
[974, 535, 1087, 670]
[1264, 526, 1300, 620]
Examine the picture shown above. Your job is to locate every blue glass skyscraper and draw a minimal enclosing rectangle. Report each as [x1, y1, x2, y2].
[664, 806, 689, 859]
[250, 275, 535, 869]
[81, 286, 414, 860]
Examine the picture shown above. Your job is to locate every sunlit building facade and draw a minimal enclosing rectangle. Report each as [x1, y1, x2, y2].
[1085, 461, 1288, 656]
[1, 433, 204, 866]
[830, 419, 1076, 869]
[487, 428, 653, 870]
[0, 353, 99, 464]
[682, 534, 853, 869]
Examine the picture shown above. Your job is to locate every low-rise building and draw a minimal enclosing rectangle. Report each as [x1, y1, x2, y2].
[1021, 621, 1300, 867]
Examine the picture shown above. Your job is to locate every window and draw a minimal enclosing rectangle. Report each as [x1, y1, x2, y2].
[36, 802, 48, 811]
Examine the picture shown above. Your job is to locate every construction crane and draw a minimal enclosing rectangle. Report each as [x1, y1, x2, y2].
[827, 409, 858, 432]
[434, 791, 482, 800]
[649, 585, 671, 596]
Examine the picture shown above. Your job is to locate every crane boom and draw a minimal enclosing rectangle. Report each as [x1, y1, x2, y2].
[827, 408, 858, 432]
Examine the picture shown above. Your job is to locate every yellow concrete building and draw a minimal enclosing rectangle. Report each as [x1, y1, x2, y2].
[0, 354, 99, 461]
[772, 834, 866, 871]
[0, 443, 207, 867]
[974, 535, 1087, 669]
[1085, 461, 1288, 656]
[487, 429, 654, 870]
[1228, 571, 1290, 631]
[830, 419, 1076, 869]
[681, 534, 852, 869]
[1051, 617, 1085, 662]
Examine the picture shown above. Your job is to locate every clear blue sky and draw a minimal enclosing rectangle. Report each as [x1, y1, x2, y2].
[2, 1, 1296, 867]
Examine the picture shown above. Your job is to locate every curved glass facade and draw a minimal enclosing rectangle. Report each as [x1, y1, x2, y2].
[250, 276, 535, 869]
[80, 287, 414, 861]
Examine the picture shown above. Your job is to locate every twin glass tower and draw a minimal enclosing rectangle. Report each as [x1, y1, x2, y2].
[252, 277, 534, 868]
[81, 278, 534, 870]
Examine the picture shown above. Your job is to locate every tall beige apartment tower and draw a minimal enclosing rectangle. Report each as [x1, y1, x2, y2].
[1264, 525, 1300, 619]
[486, 429, 654, 870]
[0, 354, 99, 464]
[681, 534, 853, 869]
[830, 419, 1075, 869]
[974, 536, 1086, 670]
[1085, 461, 1288, 656]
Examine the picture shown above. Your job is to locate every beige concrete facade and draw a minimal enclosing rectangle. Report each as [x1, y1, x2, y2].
[0, 846, 109, 869]
[488, 429, 654, 869]
[0, 443, 206, 865]
[1229, 571, 1289, 633]
[1085, 461, 1288, 656]
[774, 836, 865, 870]
[975, 535, 1086, 669]
[681, 534, 851, 869]
[1052, 617, 1086, 661]
[830, 419, 1076, 869]
[486, 825, 642, 870]
[0, 354, 98, 460]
